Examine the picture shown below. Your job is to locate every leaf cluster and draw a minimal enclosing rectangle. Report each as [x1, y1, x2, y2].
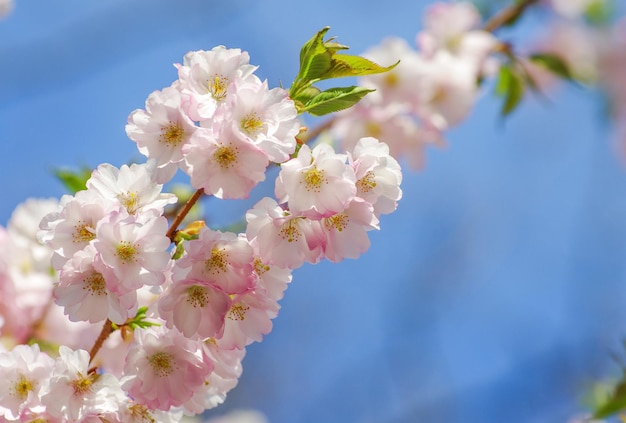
[289, 27, 398, 117]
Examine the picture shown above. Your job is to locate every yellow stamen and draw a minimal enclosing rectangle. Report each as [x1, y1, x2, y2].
[228, 303, 250, 321]
[10, 375, 34, 400]
[83, 272, 107, 296]
[325, 213, 349, 232]
[241, 113, 264, 137]
[186, 285, 210, 308]
[213, 145, 238, 169]
[73, 221, 96, 243]
[159, 121, 185, 147]
[148, 352, 175, 377]
[205, 248, 229, 274]
[356, 170, 377, 193]
[208, 75, 228, 102]
[301, 166, 326, 192]
[116, 241, 138, 264]
[117, 191, 140, 214]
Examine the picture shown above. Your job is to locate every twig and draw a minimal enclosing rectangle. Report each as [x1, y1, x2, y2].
[166, 188, 205, 242]
[88, 319, 113, 365]
[482, 0, 540, 33]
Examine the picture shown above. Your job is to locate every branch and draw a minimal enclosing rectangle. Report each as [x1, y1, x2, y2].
[482, 0, 540, 33]
[88, 319, 113, 365]
[166, 188, 205, 242]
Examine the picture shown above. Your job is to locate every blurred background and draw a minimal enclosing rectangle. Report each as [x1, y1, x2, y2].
[2, 0, 626, 422]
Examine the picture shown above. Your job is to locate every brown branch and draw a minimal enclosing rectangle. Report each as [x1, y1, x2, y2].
[482, 0, 540, 33]
[166, 188, 205, 242]
[88, 319, 113, 365]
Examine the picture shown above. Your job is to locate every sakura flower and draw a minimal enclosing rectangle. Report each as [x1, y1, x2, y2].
[122, 326, 212, 410]
[226, 79, 300, 163]
[117, 401, 183, 423]
[39, 190, 111, 271]
[360, 37, 427, 108]
[275, 143, 356, 219]
[0, 344, 54, 420]
[0, 0, 12, 19]
[176, 46, 259, 121]
[158, 278, 232, 340]
[218, 288, 279, 350]
[245, 197, 325, 269]
[332, 101, 437, 170]
[41, 347, 126, 422]
[417, 1, 497, 66]
[350, 137, 403, 217]
[93, 210, 171, 290]
[55, 246, 138, 325]
[183, 341, 245, 413]
[182, 123, 269, 199]
[7, 197, 59, 273]
[86, 162, 177, 216]
[126, 84, 199, 183]
[251, 255, 292, 302]
[321, 199, 379, 263]
[174, 228, 255, 295]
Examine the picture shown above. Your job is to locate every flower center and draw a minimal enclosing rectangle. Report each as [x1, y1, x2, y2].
[148, 352, 175, 377]
[187, 285, 210, 308]
[254, 258, 270, 276]
[205, 247, 228, 274]
[128, 404, 155, 423]
[116, 241, 138, 264]
[279, 219, 302, 243]
[301, 166, 326, 192]
[160, 121, 185, 147]
[10, 375, 34, 400]
[84, 272, 107, 296]
[240, 113, 264, 137]
[228, 303, 250, 321]
[117, 191, 140, 214]
[356, 171, 377, 193]
[72, 372, 98, 395]
[213, 145, 238, 169]
[324, 213, 349, 232]
[73, 221, 96, 244]
[208, 75, 228, 102]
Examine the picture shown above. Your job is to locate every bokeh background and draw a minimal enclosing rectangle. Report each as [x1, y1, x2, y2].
[2, 1, 626, 422]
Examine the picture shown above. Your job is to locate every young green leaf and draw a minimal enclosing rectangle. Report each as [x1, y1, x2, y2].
[495, 64, 525, 116]
[529, 53, 574, 81]
[53, 167, 92, 194]
[301, 86, 374, 116]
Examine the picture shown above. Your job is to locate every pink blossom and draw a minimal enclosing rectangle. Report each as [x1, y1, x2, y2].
[158, 278, 232, 340]
[0, 344, 54, 420]
[126, 84, 199, 183]
[39, 191, 111, 271]
[86, 163, 177, 216]
[174, 228, 255, 295]
[218, 288, 278, 350]
[245, 197, 325, 269]
[122, 327, 212, 410]
[182, 123, 269, 199]
[275, 144, 356, 219]
[225, 79, 300, 163]
[93, 210, 172, 290]
[251, 255, 292, 302]
[55, 246, 138, 325]
[321, 199, 379, 263]
[176, 46, 259, 121]
[41, 347, 126, 422]
[183, 341, 245, 413]
[350, 137, 403, 216]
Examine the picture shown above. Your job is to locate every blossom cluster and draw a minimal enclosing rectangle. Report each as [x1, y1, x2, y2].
[0, 44, 402, 422]
[331, 1, 498, 168]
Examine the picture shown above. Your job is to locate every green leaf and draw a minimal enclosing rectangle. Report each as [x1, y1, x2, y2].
[302, 86, 373, 116]
[585, 0, 614, 26]
[529, 53, 574, 81]
[594, 375, 626, 418]
[292, 86, 321, 113]
[297, 27, 334, 84]
[325, 54, 399, 79]
[495, 64, 525, 116]
[53, 167, 92, 194]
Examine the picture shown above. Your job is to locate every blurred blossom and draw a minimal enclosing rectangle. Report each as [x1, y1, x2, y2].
[203, 410, 269, 423]
[0, 0, 13, 19]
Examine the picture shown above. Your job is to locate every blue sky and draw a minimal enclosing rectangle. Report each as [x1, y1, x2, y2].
[2, 1, 626, 422]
